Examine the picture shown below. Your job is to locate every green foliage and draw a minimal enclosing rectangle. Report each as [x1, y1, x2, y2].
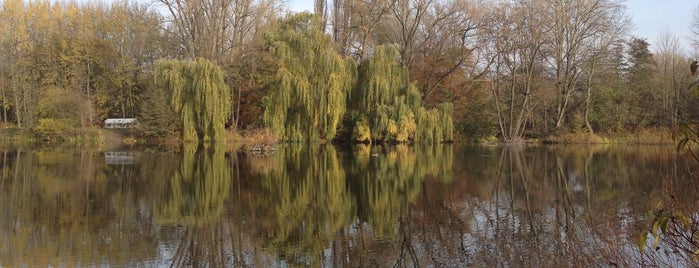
[34, 118, 75, 134]
[36, 87, 90, 128]
[639, 200, 697, 262]
[0, 1, 162, 129]
[136, 85, 180, 138]
[353, 117, 372, 142]
[460, 98, 499, 141]
[437, 103, 454, 141]
[154, 58, 231, 142]
[262, 13, 356, 142]
[349, 45, 453, 143]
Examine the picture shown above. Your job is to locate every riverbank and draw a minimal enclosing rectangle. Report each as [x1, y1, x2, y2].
[0, 125, 680, 150]
[541, 128, 675, 145]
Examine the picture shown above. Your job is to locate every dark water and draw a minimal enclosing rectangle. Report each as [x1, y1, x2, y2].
[0, 144, 697, 267]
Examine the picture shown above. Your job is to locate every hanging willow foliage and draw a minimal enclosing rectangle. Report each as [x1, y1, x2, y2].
[154, 58, 231, 142]
[351, 45, 453, 143]
[263, 13, 356, 142]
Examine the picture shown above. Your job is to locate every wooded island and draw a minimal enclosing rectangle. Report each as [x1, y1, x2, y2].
[1, 0, 698, 145]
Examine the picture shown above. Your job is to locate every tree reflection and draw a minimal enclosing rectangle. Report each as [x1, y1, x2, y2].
[247, 144, 352, 266]
[239, 144, 454, 266]
[347, 144, 453, 240]
[150, 143, 235, 267]
[2, 144, 691, 266]
[445, 145, 679, 266]
[154, 143, 231, 225]
[0, 148, 159, 267]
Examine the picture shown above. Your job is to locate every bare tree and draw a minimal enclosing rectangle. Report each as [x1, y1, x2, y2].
[486, 1, 548, 142]
[412, 0, 483, 103]
[655, 31, 685, 127]
[157, 0, 278, 61]
[543, 0, 628, 130]
[579, 2, 629, 134]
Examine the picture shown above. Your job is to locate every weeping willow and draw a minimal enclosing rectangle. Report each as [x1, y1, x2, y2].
[351, 45, 452, 143]
[263, 13, 356, 142]
[154, 58, 231, 142]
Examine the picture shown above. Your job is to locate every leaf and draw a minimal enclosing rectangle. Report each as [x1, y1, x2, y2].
[638, 232, 648, 254]
[652, 220, 660, 236]
[659, 215, 670, 234]
[652, 233, 660, 249]
[655, 200, 664, 209]
[676, 210, 691, 229]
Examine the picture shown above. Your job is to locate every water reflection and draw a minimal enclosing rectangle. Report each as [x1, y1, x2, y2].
[0, 144, 696, 266]
[104, 151, 135, 165]
[155, 143, 230, 225]
[0, 149, 159, 267]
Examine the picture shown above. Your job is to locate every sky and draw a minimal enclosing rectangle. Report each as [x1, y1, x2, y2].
[288, 0, 698, 54]
[626, 0, 696, 53]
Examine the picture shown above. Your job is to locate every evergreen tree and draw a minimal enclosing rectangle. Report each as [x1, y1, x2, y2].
[154, 58, 231, 142]
[262, 13, 356, 142]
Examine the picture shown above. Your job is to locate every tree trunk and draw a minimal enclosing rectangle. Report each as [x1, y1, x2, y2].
[584, 60, 596, 135]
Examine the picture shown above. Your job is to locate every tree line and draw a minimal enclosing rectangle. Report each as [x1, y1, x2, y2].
[0, 0, 698, 143]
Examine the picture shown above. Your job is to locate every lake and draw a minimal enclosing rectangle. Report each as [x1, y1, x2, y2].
[0, 144, 697, 267]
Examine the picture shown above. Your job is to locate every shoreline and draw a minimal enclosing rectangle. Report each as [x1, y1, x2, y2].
[0, 127, 680, 150]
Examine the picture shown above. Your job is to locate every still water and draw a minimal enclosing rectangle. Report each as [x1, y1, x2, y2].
[0, 144, 696, 267]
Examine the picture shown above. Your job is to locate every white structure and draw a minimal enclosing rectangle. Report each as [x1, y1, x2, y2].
[104, 151, 135, 165]
[104, 118, 138, 128]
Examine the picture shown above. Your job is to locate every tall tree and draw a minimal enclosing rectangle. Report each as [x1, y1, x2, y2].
[0, 0, 164, 130]
[158, 0, 235, 60]
[262, 13, 356, 142]
[157, 0, 278, 61]
[226, 0, 279, 130]
[316, 0, 395, 61]
[157, 0, 279, 131]
[350, 45, 453, 143]
[655, 31, 686, 128]
[154, 58, 231, 142]
[0, 0, 31, 125]
[578, 1, 629, 134]
[691, 4, 699, 59]
[486, 1, 548, 142]
[350, 45, 420, 142]
[411, 0, 482, 105]
[544, 0, 627, 129]
[625, 37, 660, 129]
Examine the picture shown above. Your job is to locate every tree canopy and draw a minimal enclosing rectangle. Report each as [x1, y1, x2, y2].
[262, 12, 356, 142]
[154, 58, 231, 142]
[350, 45, 453, 143]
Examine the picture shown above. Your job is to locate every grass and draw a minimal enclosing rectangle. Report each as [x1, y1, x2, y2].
[543, 128, 675, 145]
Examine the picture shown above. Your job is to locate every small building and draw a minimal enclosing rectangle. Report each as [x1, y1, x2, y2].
[104, 118, 138, 128]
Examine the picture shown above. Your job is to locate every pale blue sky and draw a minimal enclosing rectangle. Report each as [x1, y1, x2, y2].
[626, 0, 696, 52]
[288, 0, 698, 53]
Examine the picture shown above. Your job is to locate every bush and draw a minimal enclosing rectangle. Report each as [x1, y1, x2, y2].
[35, 118, 76, 134]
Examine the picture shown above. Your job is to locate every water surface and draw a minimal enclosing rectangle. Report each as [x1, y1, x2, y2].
[0, 144, 696, 266]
